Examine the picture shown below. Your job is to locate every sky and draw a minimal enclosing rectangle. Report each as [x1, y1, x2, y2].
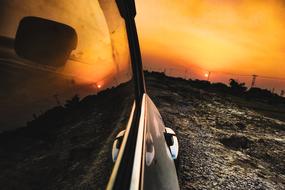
[1, 0, 284, 91]
[135, 0, 285, 91]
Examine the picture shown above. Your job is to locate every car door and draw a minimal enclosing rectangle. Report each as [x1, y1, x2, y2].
[107, 1, 180, 189]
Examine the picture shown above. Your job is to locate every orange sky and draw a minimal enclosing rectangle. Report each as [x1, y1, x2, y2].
[135, 0, 285, 89]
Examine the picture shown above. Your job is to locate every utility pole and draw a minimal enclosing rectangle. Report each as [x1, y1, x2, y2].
[251, 75, 258, 88]
[207, 71, 211, 81]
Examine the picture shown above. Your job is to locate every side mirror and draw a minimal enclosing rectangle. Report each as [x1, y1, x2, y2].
[164, 127, 179, 160]
[112, 130, 125, 162]
[15, 16, 78, 67]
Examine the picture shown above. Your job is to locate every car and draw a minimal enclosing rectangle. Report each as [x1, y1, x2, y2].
[0, 0, 179, 189]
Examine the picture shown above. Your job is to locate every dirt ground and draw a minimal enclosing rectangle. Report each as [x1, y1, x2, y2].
[146, 73, 285, 190]
[0, 72, 284, 189]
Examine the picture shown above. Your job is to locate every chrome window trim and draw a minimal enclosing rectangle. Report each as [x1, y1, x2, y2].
[107, 102, 136, 190]
[130, 94, 146, 190]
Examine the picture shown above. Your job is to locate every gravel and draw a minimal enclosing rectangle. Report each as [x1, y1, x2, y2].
[0, 72, 284, 190]
[146, 72, 285, 190]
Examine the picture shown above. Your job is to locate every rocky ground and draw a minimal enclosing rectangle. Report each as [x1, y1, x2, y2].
[145, 72, 285, 190]
[0, 72, 284, 189]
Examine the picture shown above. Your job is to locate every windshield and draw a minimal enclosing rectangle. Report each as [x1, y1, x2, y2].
[0, 0, 134, 189]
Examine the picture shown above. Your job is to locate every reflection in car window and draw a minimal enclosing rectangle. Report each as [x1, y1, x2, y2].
[0, 0, 134, 189]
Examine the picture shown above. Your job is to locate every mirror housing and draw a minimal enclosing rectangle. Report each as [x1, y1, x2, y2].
[15, 16, 77, 67]
[112, 130, 125, 162]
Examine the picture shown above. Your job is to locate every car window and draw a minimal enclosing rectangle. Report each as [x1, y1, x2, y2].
[0, 0, 134, 189]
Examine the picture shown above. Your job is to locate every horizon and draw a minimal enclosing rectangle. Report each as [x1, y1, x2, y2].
[136, 0, 285, 92]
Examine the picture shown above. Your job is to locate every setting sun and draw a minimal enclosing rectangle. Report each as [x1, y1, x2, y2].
[136, 0, 285, 90]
